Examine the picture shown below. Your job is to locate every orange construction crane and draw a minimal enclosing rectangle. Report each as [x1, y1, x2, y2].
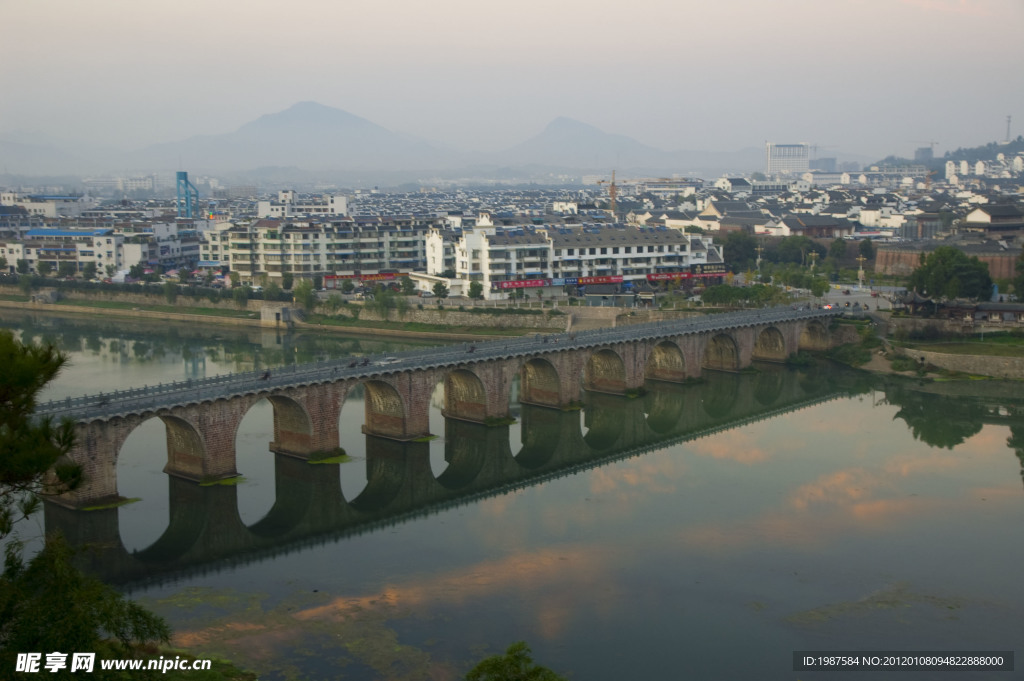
[596, 170, 617, 214]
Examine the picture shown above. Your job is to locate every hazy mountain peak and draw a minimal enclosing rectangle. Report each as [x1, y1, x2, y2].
[543, 116, 603, 135]
[239, 101, 379, 133]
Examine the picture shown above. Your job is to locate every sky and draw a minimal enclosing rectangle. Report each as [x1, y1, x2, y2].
[2, 0, 1023, 161]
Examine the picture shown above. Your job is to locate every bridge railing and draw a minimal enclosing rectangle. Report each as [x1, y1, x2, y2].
[35, 306, 841, 422]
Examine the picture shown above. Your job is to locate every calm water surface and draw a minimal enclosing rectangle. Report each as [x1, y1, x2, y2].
[9, 310, 1024, 680]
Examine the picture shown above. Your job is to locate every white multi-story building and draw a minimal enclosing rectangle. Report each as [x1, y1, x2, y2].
[0, 192, 93, 218]
[426, 216, 726, 300]
[257, 191, 348, 219]
[765, 143, 810, 176]
[199, 215, 445, 284]
[0, 228, 125, 276]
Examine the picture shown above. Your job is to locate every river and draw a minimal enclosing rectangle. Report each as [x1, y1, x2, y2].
[7, 309, 1024, 680]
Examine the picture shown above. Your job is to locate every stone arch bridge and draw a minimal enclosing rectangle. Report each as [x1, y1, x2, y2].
[35, 307, 840, 508]
[47, 366, 852, 587]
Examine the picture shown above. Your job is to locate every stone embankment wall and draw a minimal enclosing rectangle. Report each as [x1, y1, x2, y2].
[911, 350, 1024, 380]
[0, 286, 263, 312]
[354, 307, 568, 330]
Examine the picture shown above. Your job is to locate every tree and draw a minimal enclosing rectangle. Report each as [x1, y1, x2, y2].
[721, 231, 757, 273]
[82, 262, 97, 280]
[465, 642, 567, 681]
[163, 281, 178, 304]
[468, 281, 484, 300]
[129, 264, 145, 280]
[775, 236, 823, 266]
[810, 277, 831, 299]
[400, 276, 415, 295]
[908, 246, 992, 301]
[0, 331, 169, 669]
[1, 536, 170, 670]
[232, 286, 250, 309]
[57, 262, 77, 279]
[281, 272, 294, 291]
[37, 261, 53, 277]
[229, 271, 240, 287]
[292, 279, 315, 311]
[341, 279, 355, 294]
[0, 331, 80, 538]
[0, 256, 7, 273]
[313, 275, 323, 290]
[1014, 249, 1024, 298]
[828, 238, 847, 260]
[16, 259, 29, 275]
[433, 282, 450, 299]
[858, 239, 875, 260]
[104, 264, 116, 278]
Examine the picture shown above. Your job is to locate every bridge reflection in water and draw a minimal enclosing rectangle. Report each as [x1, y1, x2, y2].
[47, 364, 865, 587]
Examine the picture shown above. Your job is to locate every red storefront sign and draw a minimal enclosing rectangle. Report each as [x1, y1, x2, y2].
[497, 279, 548, 289]
[646, 271, 725, 282]
[577, 276, 623, 285]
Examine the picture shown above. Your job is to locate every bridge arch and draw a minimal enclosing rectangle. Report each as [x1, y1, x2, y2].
[348, 437, 407, 512]
[582, 394, 627, 451]
[752, 326, 787, 362]
[645, 341, 686, 382]
[265, 394, 314, 457]
[514, 404, 564, 469]
[799, 320, 830, 351]
[703, 333, 740, 372]
[520, 358, 563, 409]
[702, 372, 741, 418]
[753, 368, 785, 406]
[161, 414, 209, 481]
[643, 384, 689, 435]
[584, 348, 628, 394]
[435, 419, 491, 489]
[363, 380, 407, 439]
[443, 369, 488, 423]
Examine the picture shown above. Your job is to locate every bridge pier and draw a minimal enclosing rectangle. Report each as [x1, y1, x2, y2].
[362, 373, 435, 441]
[442, 364, 514, 425]
[268, 384, 347, 459]
[521, 353, 582, 410]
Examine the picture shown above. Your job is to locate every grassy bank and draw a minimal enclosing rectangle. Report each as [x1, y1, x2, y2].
[307, 313, 533, 336]
[54, 298, 257, 318]
[895, 336, 1024, 358]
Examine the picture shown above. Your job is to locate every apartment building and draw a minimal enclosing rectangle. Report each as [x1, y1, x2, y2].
[199, 215, 445, 284]
[256, 190, 348, 219]
[0, 228, 124, 276]
[0, 192, 94, 219]
[426, 218, 725, 300]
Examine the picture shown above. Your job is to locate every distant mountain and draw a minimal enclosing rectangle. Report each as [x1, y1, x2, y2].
[495, 117, 669, 169]
[134, 101, 450, 172]
[4, 102, 769, 179]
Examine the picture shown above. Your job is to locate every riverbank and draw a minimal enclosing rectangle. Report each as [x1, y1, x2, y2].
[0, 297, 538, 343]
[6, 294, 1021, 380]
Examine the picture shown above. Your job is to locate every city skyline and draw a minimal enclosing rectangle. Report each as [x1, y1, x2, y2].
[2, 0, 1023, 166]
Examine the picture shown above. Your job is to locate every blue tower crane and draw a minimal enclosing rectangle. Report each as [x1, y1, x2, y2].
[176, 171, 200, 218]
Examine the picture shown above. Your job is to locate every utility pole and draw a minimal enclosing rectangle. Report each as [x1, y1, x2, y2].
[856, 254, 867, 289]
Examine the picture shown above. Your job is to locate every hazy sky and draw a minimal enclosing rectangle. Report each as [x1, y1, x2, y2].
[3, 0, 1023, 159]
